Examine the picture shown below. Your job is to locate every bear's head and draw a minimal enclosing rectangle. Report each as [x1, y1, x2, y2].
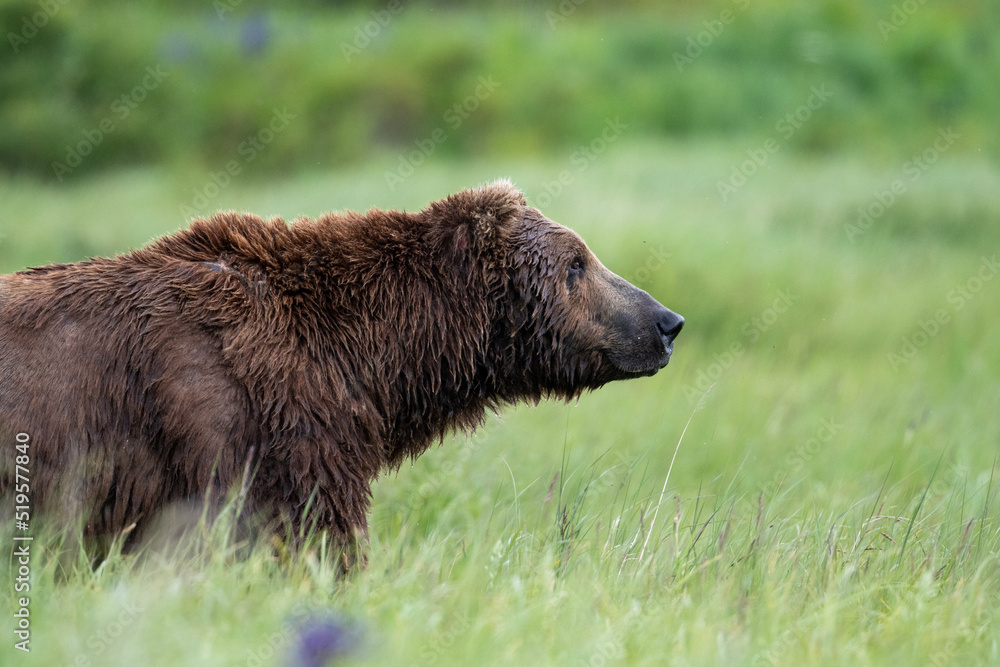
[427, 180, 683, 399]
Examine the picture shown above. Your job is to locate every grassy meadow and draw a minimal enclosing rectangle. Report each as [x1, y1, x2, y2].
[1, 139, 998, 665]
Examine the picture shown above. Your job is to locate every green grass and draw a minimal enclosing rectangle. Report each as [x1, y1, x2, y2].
[1, 141, 999, 665]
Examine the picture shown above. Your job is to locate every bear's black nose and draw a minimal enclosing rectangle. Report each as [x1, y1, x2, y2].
[657, 310, 684, 346]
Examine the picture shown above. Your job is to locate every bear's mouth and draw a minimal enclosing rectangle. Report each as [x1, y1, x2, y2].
[605, 335, 675, 380]
[605, 352, 671, 380]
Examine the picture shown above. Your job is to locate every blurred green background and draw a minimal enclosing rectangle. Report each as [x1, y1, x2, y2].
[1, 1, 1000, 665]
[1, 0, 998, 182]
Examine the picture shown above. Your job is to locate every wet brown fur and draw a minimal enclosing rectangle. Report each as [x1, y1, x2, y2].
[0, 180, 680, 553]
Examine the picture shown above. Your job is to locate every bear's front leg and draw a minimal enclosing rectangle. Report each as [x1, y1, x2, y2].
[256, 450, 375, 573]
[334, 525, 369, 574]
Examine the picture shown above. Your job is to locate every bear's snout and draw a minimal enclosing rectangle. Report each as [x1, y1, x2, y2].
[656, 309, 684, 366]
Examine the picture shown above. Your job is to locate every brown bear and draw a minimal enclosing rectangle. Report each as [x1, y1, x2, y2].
[0, 180, 682, 559]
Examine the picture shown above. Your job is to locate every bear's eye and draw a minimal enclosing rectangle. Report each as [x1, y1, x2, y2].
[566, 256, 585, 289]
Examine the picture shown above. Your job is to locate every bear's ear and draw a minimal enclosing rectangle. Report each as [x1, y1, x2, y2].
[424, 179, 526, 256]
